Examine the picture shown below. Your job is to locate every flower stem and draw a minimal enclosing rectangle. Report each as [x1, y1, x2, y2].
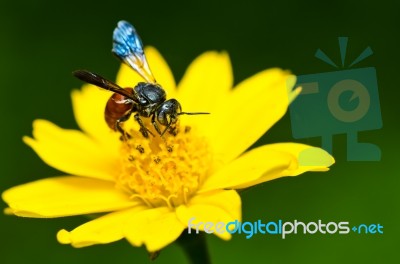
[177, 231, 211, 264]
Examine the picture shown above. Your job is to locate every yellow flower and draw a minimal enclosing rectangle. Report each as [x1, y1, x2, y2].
[2, 47, 334, 252]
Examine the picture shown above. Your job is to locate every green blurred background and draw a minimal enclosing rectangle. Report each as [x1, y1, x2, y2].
[1, 0, 398, 263]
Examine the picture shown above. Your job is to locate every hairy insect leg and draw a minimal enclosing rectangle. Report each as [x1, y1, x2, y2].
[151, 114, 163, 136]
[161, 121, 175, 136]
[151, 115, 175, 151]
[151, 114, 177, 136]
[134, 113, 154, 138]
[168, 125, 179, 136]
[115, 113, 132, 141]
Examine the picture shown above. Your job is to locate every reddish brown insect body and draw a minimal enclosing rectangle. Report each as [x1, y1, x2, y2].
[104, 88, 134, 130]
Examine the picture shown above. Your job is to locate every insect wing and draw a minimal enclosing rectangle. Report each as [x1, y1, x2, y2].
[112, 21, 156, 83]
[73, 70, 134, 98]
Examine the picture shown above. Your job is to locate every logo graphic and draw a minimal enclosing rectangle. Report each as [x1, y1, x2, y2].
[187, 218, 384, 239]
[289, 37, 382, 161]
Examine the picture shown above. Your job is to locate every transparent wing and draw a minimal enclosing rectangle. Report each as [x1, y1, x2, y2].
[112, 20, 156, 83]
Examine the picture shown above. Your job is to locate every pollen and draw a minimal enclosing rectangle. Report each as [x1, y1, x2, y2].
[115, 124, 212, 208]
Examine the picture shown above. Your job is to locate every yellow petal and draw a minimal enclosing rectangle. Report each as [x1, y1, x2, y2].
[200, 145, 292, 193]
[116, 46, 177, 97]
[176, 190, 241, 240]
[286, 75, 300, 103]
[235, 143, 334, 189]
[178, 51, 233, 102]
[124, 207, 186, 252]
[176, 51, 232, 134]
[24, 119, 118, 181]
[71, 84, 120, 151]
[2, 176, 138, 218]
[201, 143, 334, 192]
[209, 69, 294, 163]
[201, 143, 335, 192]
[57, 206, 147, 247]
[3, 207, 13, 215]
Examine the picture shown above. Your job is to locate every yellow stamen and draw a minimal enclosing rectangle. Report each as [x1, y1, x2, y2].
[115, 124, 212, 208]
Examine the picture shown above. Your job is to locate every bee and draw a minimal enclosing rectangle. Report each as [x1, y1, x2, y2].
[73, 20, 208, 138]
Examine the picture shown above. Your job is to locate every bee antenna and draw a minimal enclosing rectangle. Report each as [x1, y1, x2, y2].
[178, 112, 210, 116]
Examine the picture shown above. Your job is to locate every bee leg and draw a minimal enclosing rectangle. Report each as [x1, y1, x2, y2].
[168, 125, 178, 136]
[152, 115, 173, 150]
[115, 113, 132, 141]
[151, 114, 163, 136]
[160, 116, 178, 136]
[134, 113, 154, 138]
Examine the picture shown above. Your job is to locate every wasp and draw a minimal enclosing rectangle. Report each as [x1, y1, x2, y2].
[73, 21, 208, 138]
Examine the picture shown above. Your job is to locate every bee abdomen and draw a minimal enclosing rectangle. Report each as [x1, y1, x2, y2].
[104, 88, 134, 130]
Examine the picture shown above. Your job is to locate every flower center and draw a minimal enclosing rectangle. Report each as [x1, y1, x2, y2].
[115, 123, 212, 208]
